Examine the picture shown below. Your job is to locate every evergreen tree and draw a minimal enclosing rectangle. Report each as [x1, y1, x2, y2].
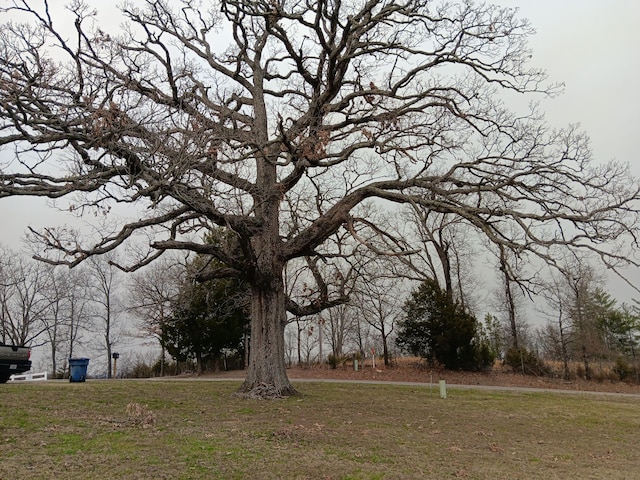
[396, 279, 493, 370]
[162, 265, 249, 374]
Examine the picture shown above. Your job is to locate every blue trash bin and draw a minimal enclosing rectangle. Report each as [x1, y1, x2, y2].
[69, 358, 90, 382]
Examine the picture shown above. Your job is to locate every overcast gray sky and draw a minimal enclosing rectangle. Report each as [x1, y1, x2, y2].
[495, 0, 640, 301]
[2, 1, 639, 292]
[496, 0, 640, 174]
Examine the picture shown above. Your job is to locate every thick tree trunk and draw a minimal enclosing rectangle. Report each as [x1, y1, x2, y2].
[236, 126, 296, 397]
[237, 276, 297, 398]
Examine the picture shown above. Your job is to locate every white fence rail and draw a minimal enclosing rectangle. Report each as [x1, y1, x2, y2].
[9, 372, 48, 382]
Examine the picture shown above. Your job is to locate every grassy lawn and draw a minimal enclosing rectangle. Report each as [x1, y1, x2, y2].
[0, 379, 638, 479]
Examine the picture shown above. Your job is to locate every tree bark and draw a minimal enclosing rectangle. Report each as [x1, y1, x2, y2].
[500, 253, 519, 350]
[237, 277, 297, 398]
[559, 319, 570, 381]
[382, 331, 390, 367]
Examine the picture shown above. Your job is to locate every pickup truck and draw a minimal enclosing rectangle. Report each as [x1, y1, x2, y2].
[0, 343, 32, 383]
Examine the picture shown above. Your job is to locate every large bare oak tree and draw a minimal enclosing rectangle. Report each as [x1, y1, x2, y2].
[1, 0, 639, 397]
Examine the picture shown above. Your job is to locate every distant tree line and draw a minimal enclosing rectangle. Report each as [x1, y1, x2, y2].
[3, 222, 640, 382]
[0, 245, 123, 378]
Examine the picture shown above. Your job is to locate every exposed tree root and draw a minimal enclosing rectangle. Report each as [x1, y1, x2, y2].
[234, 382, 300, 400]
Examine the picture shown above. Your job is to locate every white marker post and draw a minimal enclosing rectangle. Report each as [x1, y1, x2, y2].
[439, 380, 447, 399]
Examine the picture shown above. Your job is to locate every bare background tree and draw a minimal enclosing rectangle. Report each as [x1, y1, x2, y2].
[87, 255, 124, 378]
[538, 271, 574, 380]
[321, 304, 355, 366]
[39, 265, 70, 376]
[355, 271, 404, 367]
[1, 0, 639, 396]
[128, 256, 184, 376]
[0, 247, 50, 345]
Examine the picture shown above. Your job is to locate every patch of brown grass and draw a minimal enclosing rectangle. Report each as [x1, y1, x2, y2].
[125, 402, 156, 428]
